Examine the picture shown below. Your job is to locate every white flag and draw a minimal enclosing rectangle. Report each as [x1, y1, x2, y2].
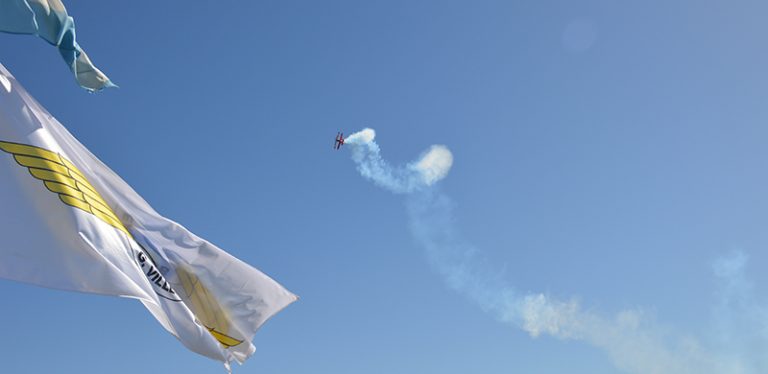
[0, 64, 297, 368]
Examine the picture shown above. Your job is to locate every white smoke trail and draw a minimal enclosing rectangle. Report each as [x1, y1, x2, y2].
[345, 128, 452, 194]
[344, 129, 763, 374]
[711, 252, 768, 372]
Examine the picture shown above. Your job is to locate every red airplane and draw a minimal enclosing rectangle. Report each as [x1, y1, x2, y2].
[333, 132, 345, 150]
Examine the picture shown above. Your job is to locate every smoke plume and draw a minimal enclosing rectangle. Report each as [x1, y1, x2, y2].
[345, 128, 452, 194]
[344, 128, 767, 373]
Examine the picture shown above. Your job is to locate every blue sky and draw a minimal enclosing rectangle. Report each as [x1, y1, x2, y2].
[2, 0, 768, 372]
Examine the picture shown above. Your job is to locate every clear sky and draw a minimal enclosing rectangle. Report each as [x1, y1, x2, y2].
[2, 1, 768, 373]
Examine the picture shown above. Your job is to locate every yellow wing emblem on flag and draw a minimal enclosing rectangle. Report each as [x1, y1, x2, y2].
[177, 265, 244, 348]
[0, 141, 243, 348]
[0, 141, 129, 236]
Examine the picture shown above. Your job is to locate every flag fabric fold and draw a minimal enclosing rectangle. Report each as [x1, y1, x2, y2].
[0, 63, 297, 367]
[0, 0, 116, 91]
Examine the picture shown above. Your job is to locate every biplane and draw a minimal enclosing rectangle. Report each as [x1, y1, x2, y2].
[333, 132, 345, 150]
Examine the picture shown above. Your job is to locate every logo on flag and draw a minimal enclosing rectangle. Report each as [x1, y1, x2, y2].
[0, 140, 249, 347]
[0, 140, 180, 301]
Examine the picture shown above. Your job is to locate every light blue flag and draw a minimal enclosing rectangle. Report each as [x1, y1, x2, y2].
[0, 0, 116, 91]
